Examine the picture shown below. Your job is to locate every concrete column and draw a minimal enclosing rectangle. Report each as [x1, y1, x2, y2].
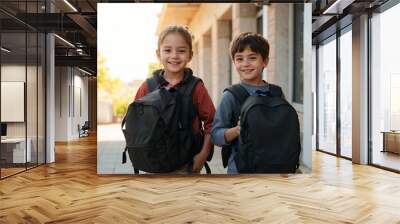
[301, 4, 313, 172]
[211, 20, 231, 105]
[55, 66, 80, 141]
[352, 14, 369, 165]
[54, 67, 68, 142]
[191, 42, 199, 77]
[232, 3, 257, 36]
[232, 3, 257, 84]
[198, 34, 212, 95]
[88, 76, 97, 132]
[82, 76, 89, 123]
[312, 45, 317, 151]
[266, 4, 290, 97]
[46, 33, 55, 163]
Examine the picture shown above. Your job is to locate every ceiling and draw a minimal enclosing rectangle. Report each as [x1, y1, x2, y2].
[0, 0, 98, 75]
[1, 0, 396, 74]
[311, 0, 391, 44]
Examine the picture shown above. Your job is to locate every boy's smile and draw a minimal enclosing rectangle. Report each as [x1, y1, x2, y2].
[233, 47, 268, 85]
[240, 68, 256, 73]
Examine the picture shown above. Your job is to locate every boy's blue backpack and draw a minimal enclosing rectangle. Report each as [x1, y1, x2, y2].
[222, 84, 301, 173]
[122, 69, 212, 174]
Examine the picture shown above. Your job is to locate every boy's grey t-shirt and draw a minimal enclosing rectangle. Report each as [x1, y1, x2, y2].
[211, 81, 270, 174]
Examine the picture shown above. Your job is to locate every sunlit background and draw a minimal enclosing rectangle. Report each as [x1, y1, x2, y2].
[97, 4, 162, 126]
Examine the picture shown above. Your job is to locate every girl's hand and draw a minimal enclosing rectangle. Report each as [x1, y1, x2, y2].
[192, 151, 207, 173]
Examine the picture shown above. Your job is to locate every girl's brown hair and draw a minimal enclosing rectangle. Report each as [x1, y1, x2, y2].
[158, 25, 193, 52]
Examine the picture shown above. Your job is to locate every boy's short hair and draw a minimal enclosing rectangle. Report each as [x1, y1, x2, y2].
[230, 32, 270, 60]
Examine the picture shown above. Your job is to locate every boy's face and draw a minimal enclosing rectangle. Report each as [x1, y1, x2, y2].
[157, 33, 193, 75]
[233, 47, 268, 83]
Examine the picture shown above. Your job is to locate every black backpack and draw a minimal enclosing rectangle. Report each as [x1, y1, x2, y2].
[122, 69, 212, 174]
[221, 84, 301, 173]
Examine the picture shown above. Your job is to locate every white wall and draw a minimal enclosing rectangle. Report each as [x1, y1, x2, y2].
[1, 65, 31, 138]
[55, 67, 89, 141]
[1, 81, 25, 122]
[72, 71, 89, 138]
[1, 65, 26, 142]
[55, 66, 69, 141]
[2, 63, 46, 164]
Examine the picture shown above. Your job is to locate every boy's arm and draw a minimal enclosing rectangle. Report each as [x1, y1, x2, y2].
[223, 122, 240, 143]
[211, 91, 238, 146]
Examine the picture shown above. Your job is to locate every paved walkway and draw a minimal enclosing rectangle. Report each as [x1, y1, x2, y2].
[97, 123, 226, 174]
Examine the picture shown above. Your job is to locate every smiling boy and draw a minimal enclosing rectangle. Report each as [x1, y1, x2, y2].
[211, 32, 287, 174]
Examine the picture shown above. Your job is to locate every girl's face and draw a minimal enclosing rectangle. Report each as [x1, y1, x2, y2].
[157, 33, 192, 75]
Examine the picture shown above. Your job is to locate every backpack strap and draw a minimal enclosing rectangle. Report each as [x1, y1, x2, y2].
[121, 115, 128, 164]
[220, 84, 250, 168]
[184, 77, 215, 163]
[147, 69, 199, 94]
[146, 76, 159, 93]
[224, 84, 250, 106]
[146, 69, 169, 92]
[121, 115, 140, 174]
[226, 83, 282, 100]
[180, 76, 200, 96]
[176, 74, 200, 121]
[179, 75, 214, 167]
[268, 84, 283, 97]
[174, 68, 199, 97]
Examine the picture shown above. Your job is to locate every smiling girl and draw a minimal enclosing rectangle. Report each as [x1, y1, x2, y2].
[134, 25, 215, 174]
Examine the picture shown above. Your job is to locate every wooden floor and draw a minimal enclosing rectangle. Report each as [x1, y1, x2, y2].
[372, 150, 400, 171]
[0, 167, 26, 178]
[1, 163, 45, 178]
[1, 135, 400, 223]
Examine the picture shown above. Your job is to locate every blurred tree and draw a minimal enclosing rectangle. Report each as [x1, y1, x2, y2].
[113, 98, 129, 118]
[97, 52, 110, 91]
[148, 62, 162, 77]
[98, 52, 139, 119]
[97, 52, 123, 95]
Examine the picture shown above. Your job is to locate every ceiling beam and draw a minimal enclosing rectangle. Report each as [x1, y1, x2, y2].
[67, 13, 97, 39]
[55, 55, 96, 70]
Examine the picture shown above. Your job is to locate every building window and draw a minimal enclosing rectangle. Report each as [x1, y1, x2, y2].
[315, 21, 353, 159]
[339, 27, 352, 159]
[256, 8, 268, 80]
[0, 1, 47, 179]
[257, 15, 263, 35]
[317, 35, 337, 155]
[370, 2, 400, 171]
[293, 4, 304, 104]
[256, 6, 263, 35]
